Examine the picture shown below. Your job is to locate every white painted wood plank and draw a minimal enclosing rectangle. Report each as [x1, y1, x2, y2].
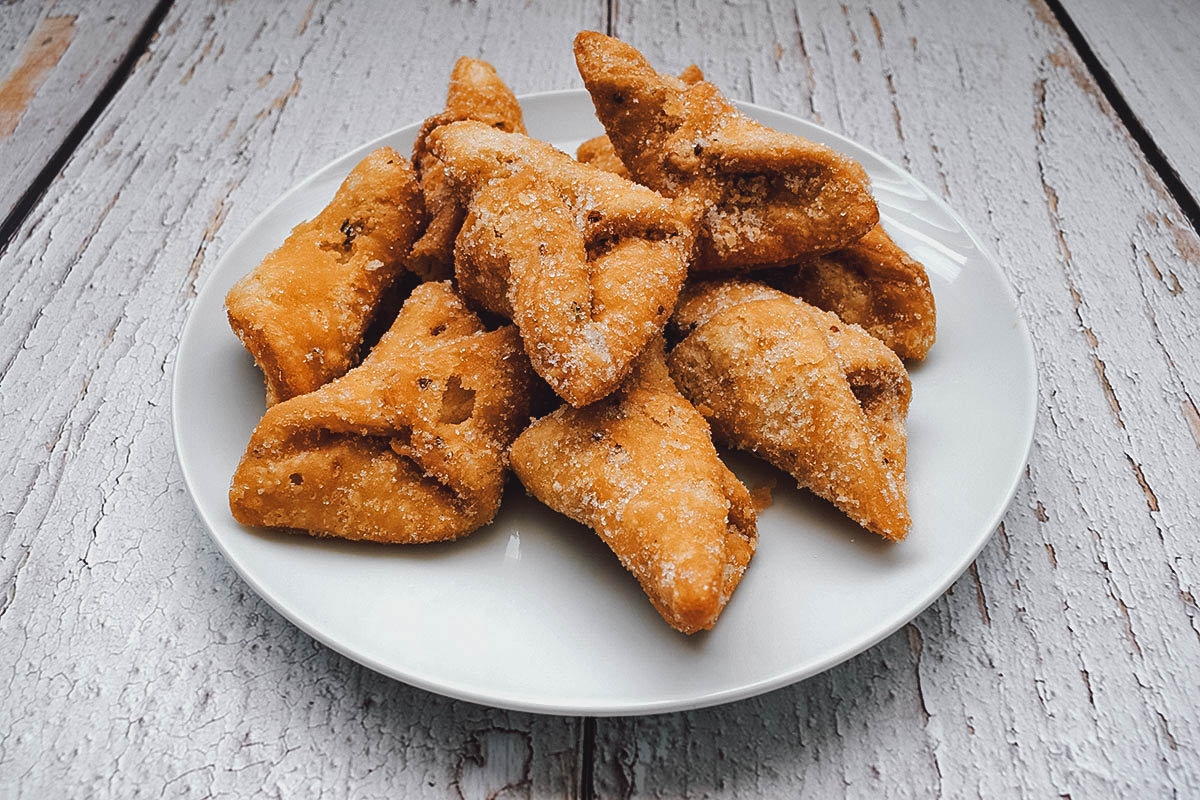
[0, 1, 605, 797]
[0, 0, 160, 227]
[1057, 0, 1200, 202]
[3, 0, 1200, 796]
[593, 0, 1200, 796]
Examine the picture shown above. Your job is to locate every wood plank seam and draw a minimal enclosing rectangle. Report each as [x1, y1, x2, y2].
[579, 0, 614, 790]
[0, 16, 76, 138]
[0, 0, 174, 258]
[1043, 0, 1200, 236]
[580, 716, 597, 800]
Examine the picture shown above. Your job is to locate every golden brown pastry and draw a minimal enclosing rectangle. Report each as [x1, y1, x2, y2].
[574, 32, 877, 271]
[225, 148, 426, 406]
[576, 134, 631, 179]
[430, 120, 695, 407]
[669, 281, 912, 540]
[576, 65, 704, 180]
[229, 281, 534, 543]
[408, 57, 526, 280]
[766, 223, 936, 360]
[511, 341, 757, 634]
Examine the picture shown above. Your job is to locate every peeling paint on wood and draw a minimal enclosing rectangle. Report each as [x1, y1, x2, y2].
[593, 0, 1200, 796]
[0, 0, 1199, 796]
[0, 15, 76, 138]
[1057, 0, 1200, 204]
[0, 1, 603, 797]
[0, 0, 160, 227]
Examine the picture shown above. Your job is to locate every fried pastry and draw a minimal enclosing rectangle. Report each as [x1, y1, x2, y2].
[576, 65, 704, 180]
[766, 223, 936, 359]
[226, 148, 426, 406]
[669, 281, 912, 540]
[511, 340, 757, 634]
[408, 57, 526, 280]
[229, 281, 534, 543]
[430, 120, 695, 406]
[576, 134, 631, 179]
[574, 32, 878, 271]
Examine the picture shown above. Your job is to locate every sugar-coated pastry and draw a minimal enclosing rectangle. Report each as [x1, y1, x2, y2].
[574, 32, 877, 271]
[226, 148, 426, 406]
[408, 57, 526, 280]
[229, 282, 534, 543]
[576, 65, 704, 181]
[576, 134, 632, 179]
[510, 341, 757, 634]
[766, 224, 936, 360]
[669, 281, 912, 540]
[431, 120, 695, 407]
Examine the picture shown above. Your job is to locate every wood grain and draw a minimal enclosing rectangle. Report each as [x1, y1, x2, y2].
[2, 0, 1199, 795]
[1057, 0, 1200, 203]
[0, 1, 603, 796]
[593, 0, 1200, 796]
[0, 0, 161, 229]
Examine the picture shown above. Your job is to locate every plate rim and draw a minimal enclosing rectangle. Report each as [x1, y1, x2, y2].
[172, 88, 1038, 716]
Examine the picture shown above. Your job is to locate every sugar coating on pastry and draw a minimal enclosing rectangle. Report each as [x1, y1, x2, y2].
[575, 65, 704, 181]
[574, 31, 878, 271]
[576, 134, 631, 179]
[766, 223, 936, 360]
[225, 147, 426, 406]
[229, 281, 534, 543]
[431, 120, 695, 407]
[669, 281, 912, 540]
[511, 341, 757, 634]
[408, 57, 527, 280]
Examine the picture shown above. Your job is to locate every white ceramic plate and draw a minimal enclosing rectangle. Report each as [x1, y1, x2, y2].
[173, 90, 1037, 716]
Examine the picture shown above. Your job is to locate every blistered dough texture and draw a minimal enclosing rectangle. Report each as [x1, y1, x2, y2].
[432, 121, 695, 407]
[225, 148, 426, 406]
[229, 282, 534, 543]
[575, 65, 704, 181]
[669, 281, 912, 540]
[408, 57, 527, 280]
[575, 32, 878, 271]
[511, 341, 757, 633]
[576, 134, 632, 180]
[767, 224, 936, 360]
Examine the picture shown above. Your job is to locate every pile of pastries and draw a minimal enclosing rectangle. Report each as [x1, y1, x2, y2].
[225, 33, 935, 634]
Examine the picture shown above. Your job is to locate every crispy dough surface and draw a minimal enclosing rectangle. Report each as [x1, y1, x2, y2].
[669, 281, 912, 540]
[511, 341, 756, 634]
[229, 281, 534, 543]
[408, 57, 527, 280]
[576, 135, 631, 179]
[767, 224, 936, 359]
[225, 147, 426, 406]
[575, 65, 703, 181]
[432, 120, 695, 407]
[574, 32, 878, 271]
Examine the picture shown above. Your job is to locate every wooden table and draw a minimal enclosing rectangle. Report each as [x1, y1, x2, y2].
[2, 1, 1197, 795]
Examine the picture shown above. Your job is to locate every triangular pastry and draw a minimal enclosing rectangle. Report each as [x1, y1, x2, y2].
[574, 32, 877, 271]
[766, 223, 936, 360]
[510, 341, 757, 633]
[669, 281, 911, 540]
[430, 120, 695, 406]
[575, 65, 705, 181]
[408, 57, 526, 280]
[229, 281, 534, 543]
[226, 148, 426, 405]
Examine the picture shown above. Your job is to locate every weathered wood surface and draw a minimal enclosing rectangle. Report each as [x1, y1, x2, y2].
[1, 0, 1199, 797]
[0, 1, 603, 797]
[0, 0, 161, 229]
[1058, 0, 1200, 203]
[592, 0, 1200, 797]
